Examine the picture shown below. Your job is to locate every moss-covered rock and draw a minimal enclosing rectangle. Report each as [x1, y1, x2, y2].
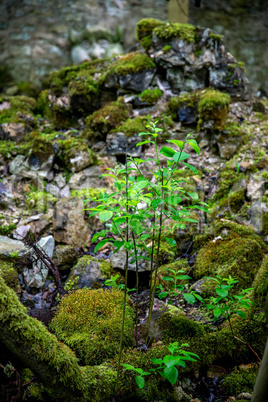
[222, 364, 259, 396]
[197, 89, 230, 131]
[86, 97, 131, 137]
[50, 288, 134, 365]
[0, 95, 36, 125]
[138, 88, 163, 105]
[111, 116, 148, 137]
[193, 219, 267, 291]
[25, 190, 57, 213]
[0, 260, 19, 290]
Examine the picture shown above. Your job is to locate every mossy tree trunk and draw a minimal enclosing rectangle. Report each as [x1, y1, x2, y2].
[0, 276, 85, 400]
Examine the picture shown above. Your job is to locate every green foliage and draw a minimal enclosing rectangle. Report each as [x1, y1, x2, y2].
[0, 260, 19, 290]
[122, 342, 199, 388]
[203, 275, 253, 324]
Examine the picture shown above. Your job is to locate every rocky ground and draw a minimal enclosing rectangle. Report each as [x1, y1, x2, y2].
[0, 18, 268, 402]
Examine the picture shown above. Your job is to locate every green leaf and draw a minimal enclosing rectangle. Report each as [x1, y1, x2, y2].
[181, 162, 199, 174]
[122, 364, 135, 370]
[163, 355, 181, 368]
[187, 192, 199, 201]
[182, 218, 199, 223]
[160, 147, 176, 158]
[94, 238, 114, 253]
[165, 195, 182, 206]
[131, 180, 149, 192]
[114, 240, 124, 249]
[163, 366, 178, 385]
[165, 237, 176, 246]
[151, 358, 163, 365]
[92, 230, 110, 242]
[183, 293, 196, 304]
[136, 140, 153, 146]
[173, 151, 190, 162]
[167, 139, 184, 149]
[99, 210, 113, 222]
[177, 275, 191, 280]
[187, 140, 200, 155]
[193, 205, 210, 213]
[213, 308, 222, 319]
[236, 310, 246, 319]
[216, 288, 228, 298]
[130, 219, 144, 235]
[151, 199, 164, 209]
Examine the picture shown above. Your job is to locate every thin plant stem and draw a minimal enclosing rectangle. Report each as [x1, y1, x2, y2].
[132, 233, 139, 346]
[115, 156, 129, 394]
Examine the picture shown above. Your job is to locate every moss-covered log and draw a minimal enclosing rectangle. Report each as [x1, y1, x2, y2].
[0, 275, 118, 401]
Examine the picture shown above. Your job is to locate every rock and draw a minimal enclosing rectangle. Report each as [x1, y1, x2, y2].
[119, 68, 156, 93]
[68, 165, 106, 190]
[45, 183, 60, 198]
[104, 43, 124, 58]
[236, 393, 252, 400]
[247, 174, 268, 201]
[106, 132, 142, 157]
[247, 202, 268, 235]
[71, 45, 91, 64]
[13, 224, 31, 240]
[60, 185, 71, 198]
[9, 153, 54, 181]
[67, 255, 109, 288]
[0, 123, 25, 142]
[52, 245, 80, 271]
[23, 235, 55, 289]
[0, 236, 25, 258]
[54, 174, 66, 189]
[68, 150, 95, 173]
[53, 197, 91, 247]
[110, 248, 150, 272]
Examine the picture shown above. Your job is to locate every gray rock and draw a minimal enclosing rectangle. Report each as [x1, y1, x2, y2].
[110, 248, 151, 272]
[60, 185, 71, 198]
[23, 235, 55, 289]
[46, 183, 60, 198]
[247, 202, 268, 234]
[67, 255, 107, 288]
[247, 174, 267, 201]
[106, 132, 142, 157]
[0, 235, 25, 258]
[53, 197, 91, 247]
[119, 68, 156, 93]
[68, 165, 106, 190]
[104, 43, 124, 58]
[54, 174, 66, 189]
[0, 123, 25, 142]
[13, 225, 31, 240]
[71, 45, 90, 64]
[69, 151, 95, 173]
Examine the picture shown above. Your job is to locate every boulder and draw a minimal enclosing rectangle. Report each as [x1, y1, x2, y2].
[68, 165, 106, 190]
[52, 245, 80, 271]
[106, 132, 142, 157]
[67, 255, 110, 288]
[53, 197, 91, 247]
[0, 236, 25, 258]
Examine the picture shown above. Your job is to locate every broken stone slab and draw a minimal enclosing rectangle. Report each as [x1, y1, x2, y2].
[23, 235, 55, 289]
[0, 235, 25, 258]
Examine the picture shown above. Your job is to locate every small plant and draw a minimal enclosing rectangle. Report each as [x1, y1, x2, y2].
[104, 275, 136, 293]
[122, 342, 200, 388]
[204, 275, 253, 336]
[156, 268, 196, 304]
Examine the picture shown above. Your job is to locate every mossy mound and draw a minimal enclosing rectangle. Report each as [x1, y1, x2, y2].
[197, 89, 230, 130]
[111, 116, 148, 137]
[86, 97, 131, 136]
[0, 260, 19, 290]
[193, 219, 267, 290]
[222, 365, 259, 396]
[0, 95, 36, 125]
[138, 88, 163, 105]
[50, 288, 134, 365]
[25, 190, 57, 213]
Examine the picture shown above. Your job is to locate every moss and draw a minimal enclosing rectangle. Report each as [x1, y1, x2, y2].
[0, 260, 19, 290]
[17, 81, 38, 98]
[81, 364, 117, 402]
[49, 288, 134, 365]
[25, 190, 57, 212]
[21, 368, 45, 400]
[0, 96, 36, 125]
[252, 254, 268, 305]
[111, 116, 148, 137]
[136, 18, 165, 41]
[153, 23, 197, 42]
[0, 223, 16, 235]
[197, 89, 230, 131]
[157, 239, 178, 266]
[139, 88, 163, 105]
[70, 187, 105, 199]
[210, 188, 246, 220]
[213, 166, 243, 202]
[163, 45, 172, 53]
[209, 32, 224, 41]
[86, 97, 130, 135]
[157, 310, 205, 343]
[222, 365, 259, 395]
[193, 220, 267, 290]
[108, 52, 156, 76]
